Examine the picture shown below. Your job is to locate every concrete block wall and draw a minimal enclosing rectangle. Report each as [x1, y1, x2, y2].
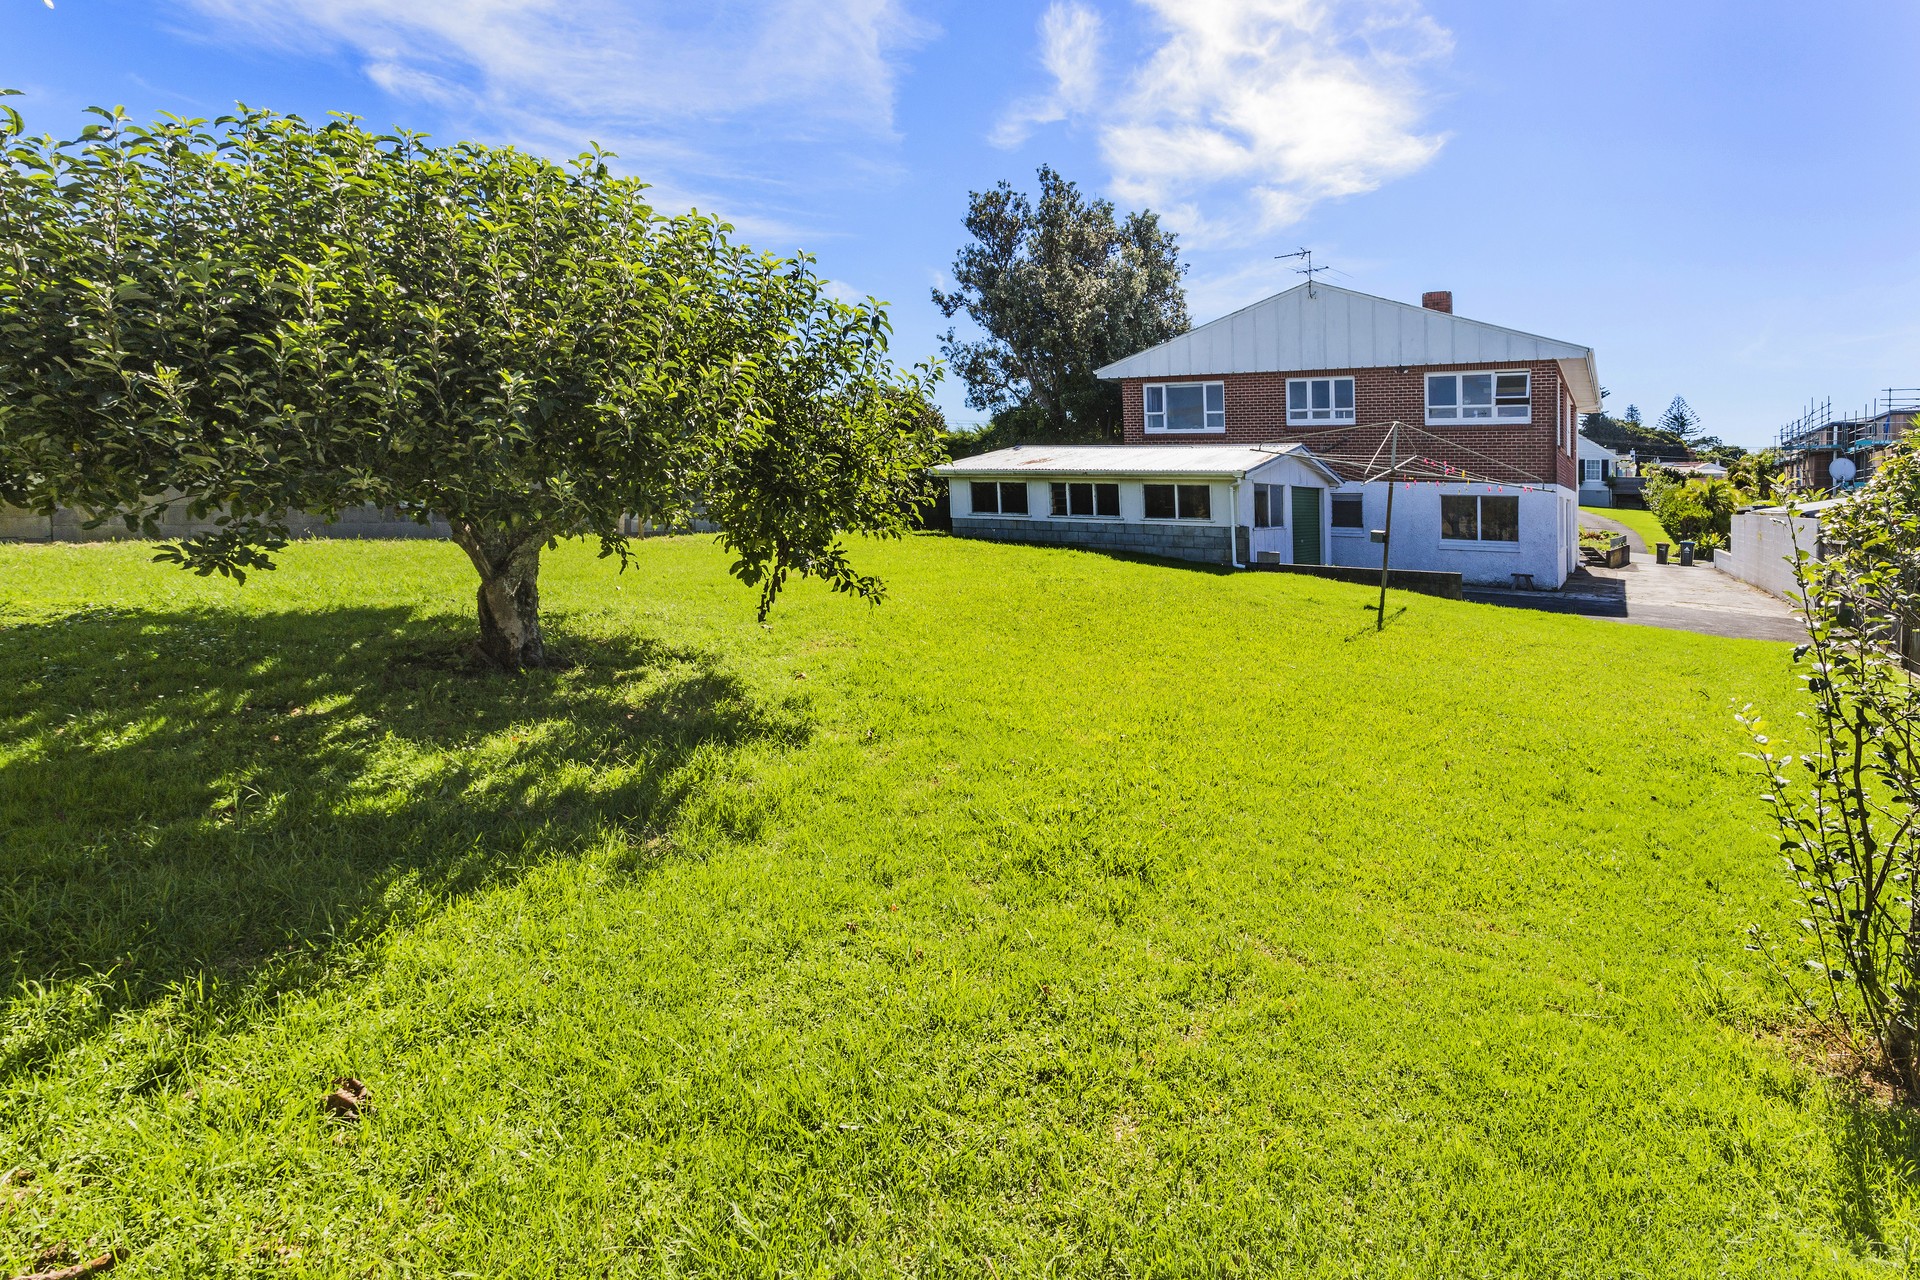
[1717, 509, 1819, 602]
[4, 503, 450, 543]
[0, 507, 51, 540]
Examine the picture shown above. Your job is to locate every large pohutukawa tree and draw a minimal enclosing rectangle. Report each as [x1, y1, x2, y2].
[0, 95, 945, 667]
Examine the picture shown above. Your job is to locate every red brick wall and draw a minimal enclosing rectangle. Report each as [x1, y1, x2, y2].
[1119, 362, 1573, 489]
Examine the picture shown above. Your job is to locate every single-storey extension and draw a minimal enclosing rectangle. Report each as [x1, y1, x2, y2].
[933, 443, 1343, 567]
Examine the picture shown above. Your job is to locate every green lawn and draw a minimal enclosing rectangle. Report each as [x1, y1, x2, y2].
[1, 534, 1910, 1277]
[1582, 503, 1670, 548]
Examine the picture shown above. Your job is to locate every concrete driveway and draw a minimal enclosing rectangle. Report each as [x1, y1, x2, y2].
[1592, 560, 1804, 641]
[1465, 557, 1805, 642]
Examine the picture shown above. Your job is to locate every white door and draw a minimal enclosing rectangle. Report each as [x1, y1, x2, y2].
[1250, 481, 1288, 562]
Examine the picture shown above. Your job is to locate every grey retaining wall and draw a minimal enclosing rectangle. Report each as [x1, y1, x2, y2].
[3, 503, 449, 543]
[953, 516, 1234, 565]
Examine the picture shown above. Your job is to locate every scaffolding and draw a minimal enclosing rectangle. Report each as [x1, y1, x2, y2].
[1775, 389, 1920, 489]
[1776, 389, 1920, 456]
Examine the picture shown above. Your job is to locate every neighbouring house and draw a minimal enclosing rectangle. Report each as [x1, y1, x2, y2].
[1577, 436, 1636, 508]
[933, 443, 1344, 567]
[1659, 459, 1728, 480]
[1075, 282, 1600, 588]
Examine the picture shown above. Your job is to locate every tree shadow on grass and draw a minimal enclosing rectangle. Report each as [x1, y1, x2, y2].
[0, 604, 807, 1078]
[1827, 1087, 1920, 1258]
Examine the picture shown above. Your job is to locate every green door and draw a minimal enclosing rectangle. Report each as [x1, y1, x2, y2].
[1291, 486, 1323, 565]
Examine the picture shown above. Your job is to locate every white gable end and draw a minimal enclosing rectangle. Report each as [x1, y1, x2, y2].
[1095, 282, 1601, 413]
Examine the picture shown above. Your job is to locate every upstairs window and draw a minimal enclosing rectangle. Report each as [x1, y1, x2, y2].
[1142, 483, 1212, 520]
[1331, 493, 1366, 529]
[1145, 382, 1225, 434]
[969, 481, 1029, 516]
[1426, 371, 1531, 424]
[1049, 481, 1121, 518]
[1287, 376, 1355, 425]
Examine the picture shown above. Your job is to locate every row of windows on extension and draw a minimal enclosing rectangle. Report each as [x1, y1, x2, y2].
[1143, 372, 1533, 432]
[971, 481, 1211, 520]
[971, 483, 1520, 543]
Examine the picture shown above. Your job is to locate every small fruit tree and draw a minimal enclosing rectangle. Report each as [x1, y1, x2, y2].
[0, 97, 944, 667]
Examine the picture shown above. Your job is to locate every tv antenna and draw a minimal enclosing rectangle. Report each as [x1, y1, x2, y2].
[1276, 247, 1329, 297]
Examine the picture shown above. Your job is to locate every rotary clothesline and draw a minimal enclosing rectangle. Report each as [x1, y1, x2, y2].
[1298, 453, 1557, 494]
[1251, 419, 1546, 488]
[1254, 420, 1556, 632]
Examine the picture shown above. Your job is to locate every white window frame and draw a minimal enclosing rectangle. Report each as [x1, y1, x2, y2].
[1425, 370, 1532, 425]
[1580, 458, 1604, 484]
[1286, 376, 1356, 426]
[1144, 381, 1226, 435]
[1440, 493, 1521, 544]
[1048, 480, 1121, 519]
[1253, 482, 1285, 528]
[969, 480, 1030, 517]
[1141, 482, 1213, 521]
[1330, 492, 1367, 532]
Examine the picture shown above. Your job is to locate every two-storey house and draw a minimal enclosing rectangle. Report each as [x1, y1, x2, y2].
[935, 282, 1601, 589]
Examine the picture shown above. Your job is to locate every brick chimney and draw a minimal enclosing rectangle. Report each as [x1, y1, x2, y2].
[1421, 290, 1453, 314]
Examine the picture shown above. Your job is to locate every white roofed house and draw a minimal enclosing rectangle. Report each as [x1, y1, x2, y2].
[1577, 435, 1633, 507]
[1088, 283, 1602, 589]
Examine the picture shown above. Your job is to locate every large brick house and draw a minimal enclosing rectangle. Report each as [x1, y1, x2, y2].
[936, 282, 1601, 589]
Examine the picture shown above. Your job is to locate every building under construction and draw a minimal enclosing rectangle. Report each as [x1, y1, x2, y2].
[1775, 389, 1920, 492]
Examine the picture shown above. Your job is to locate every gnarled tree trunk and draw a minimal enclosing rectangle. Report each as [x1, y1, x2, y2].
[449, 522, 547, 669]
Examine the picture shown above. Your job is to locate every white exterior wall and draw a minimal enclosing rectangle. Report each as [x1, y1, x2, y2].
[948, 455, 1334, 568]
[1717, 509, 1819, 602]
[1234, 456, 1333, 567]
[1325, 481, 1576, 588]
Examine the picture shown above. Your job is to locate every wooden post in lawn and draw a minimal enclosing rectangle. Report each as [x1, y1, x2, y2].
[1376, 422, 1398, 632]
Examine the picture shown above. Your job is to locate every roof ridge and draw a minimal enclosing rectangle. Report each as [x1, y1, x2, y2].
[1093, 280, 1594, 382]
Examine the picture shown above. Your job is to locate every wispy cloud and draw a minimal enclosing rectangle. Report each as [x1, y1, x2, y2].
[996, 0, 1450, 246]
[990, 1, 1104, 149]
[175, 0, 932, 237]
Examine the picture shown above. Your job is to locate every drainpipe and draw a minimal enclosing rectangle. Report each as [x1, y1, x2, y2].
[1230, 476, 1246, 568]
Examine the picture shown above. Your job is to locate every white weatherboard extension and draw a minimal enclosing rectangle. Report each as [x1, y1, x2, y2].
[935, 444, 1343, 569]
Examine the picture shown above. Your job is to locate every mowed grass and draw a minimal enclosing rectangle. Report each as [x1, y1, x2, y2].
[2, 533, 1916, 1277]
[1582, 503, 1671, 548]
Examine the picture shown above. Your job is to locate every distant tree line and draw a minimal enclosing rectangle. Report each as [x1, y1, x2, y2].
[1582, 393, 1750, 468]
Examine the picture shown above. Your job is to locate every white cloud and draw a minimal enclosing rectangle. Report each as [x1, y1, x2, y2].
[176, 0, 932, 236]
[990, 2, 1104, 149]
[998, 0, 1450, 245]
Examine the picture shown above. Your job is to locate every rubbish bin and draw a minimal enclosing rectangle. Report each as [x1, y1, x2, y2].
[1678, 540, 1694, 567]
[1656, 542, 1669, 565]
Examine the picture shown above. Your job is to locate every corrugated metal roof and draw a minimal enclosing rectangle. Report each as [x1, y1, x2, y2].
[1093, 282, 1602, 413]
[932, 442, 1341, 482]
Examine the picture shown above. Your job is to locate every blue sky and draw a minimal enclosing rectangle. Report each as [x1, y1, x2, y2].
[5, 0, 1916, 447]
